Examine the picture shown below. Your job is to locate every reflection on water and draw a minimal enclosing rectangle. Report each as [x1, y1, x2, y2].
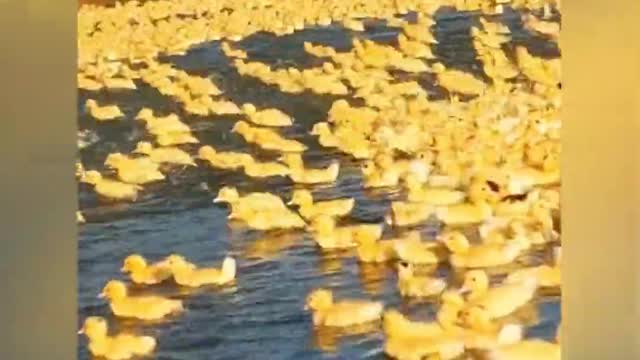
[78, 5, 561, 359]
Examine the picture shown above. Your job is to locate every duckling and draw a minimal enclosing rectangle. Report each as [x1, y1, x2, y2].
[120, 254, 173, 285]
[85, 99, 124, 121]
[99, 280, 183, 320]
[385, 201, 436, 227]
[78, 316, 156, 360]
[397, 262, 446, 298]
[232, 205, 307, 231]
[156, 131, 200, 146]
[105, 154, 165, 185]
[304, 288, 384, 327]
[392, 231, 441, 265]
[103, 76, 137, 90]
[356, 235, 397, 263]
[242, 103, 293, 127]
[80, 170, 141, 201]
[441, 230, 528, 268]
[486, 338, 561, 360]
[459, 270, 538, 320]
[435, 200, 494, 226]
[279, 154, 340, 184]
[198, 145, 253, 170]
[405, 178, 467, 205]
[209, 99, 243, 115]
[232, 121, 307, 153]
[243, 157, 291, 178]
[133, 141, 196, 166]
[163, 255, 236, 287]
[383, 309, 447, 340]
[457, 308, 525, 350]
[397, 34, 434, 59]
[308, 215, 383, 250]
[361, 160, 401, 188]
[432, 62, 487, 96]
[288, 189, 354, 220]
[213, 186, 288, 213]
[505, 247, 561, 288]
[135, 108, 191, 134]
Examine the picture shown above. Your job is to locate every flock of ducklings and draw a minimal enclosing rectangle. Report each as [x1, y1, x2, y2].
[77, 0, 562, 359]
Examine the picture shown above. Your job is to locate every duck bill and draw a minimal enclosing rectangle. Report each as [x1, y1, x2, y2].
[77, 328, 84, 335]
[119, 266, 126, 272]
[458, 287, 470, 295]
[303, 304, 309, 311]
[213, 197, 222, 203]
[97, 292, 106, 299]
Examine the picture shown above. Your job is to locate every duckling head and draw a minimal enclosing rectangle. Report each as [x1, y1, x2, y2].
[361, 160, 376, 176]
[121, 254, 147, 273]
[198, 145, 216, 159]
[467, 177, 502, 204]
[396, 261, 414, 279]
[231, 120, 251, 134]
[431, 62, 446, 74]
[78, 316, 108, 339]
[104, 153, 127, 168]
[133, 141, 154, 155]
[99, 280, 128, 300]
[241, 103, 257, 115]
[135, 107, 154, 121]
[80, 170, 102, 185]
[308, 214, 336, 233]
[213, 186, 239, 204]
[305, 288, 334, 311]
[85, 99, 98, 110]
[460, 270, 489, 295]
[288, 189, 313, 206]
[439, 231, 470, 254]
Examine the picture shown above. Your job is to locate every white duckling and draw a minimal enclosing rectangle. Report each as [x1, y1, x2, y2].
[279, 153, 340, 184]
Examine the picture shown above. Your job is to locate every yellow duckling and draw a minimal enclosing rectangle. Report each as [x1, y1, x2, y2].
[156, 131, 200, 146]
[288, 189, 354, 220]
[459, 270, 538, 320]
[243, 157, 291, 178]
[308, 215, 383, 250]
[397, 34, 435, 59]
[505, 247, 561, 288]
[432, 62, 487, 96]
[232, 121, 307, 152]
[383, 309, 447, 340]
[213, 186, 288, 214]
[209, 99, 243, 115]
[435, 200, 493, 226]
[133, 141, 196, 166]
[242, 103, 293, 127]
[135, 108, 191, 134]
[198, 145, 253, 170]
[99, 280, 183, 320]
[121, 254, 173, 285]
[78, 316, 156, 360]
[361, 160, 401, 188]
[392, 231, 441, 265]
[80, 170, 141, 201]
[456, 308, 525, 350]
[397, 261, 446, 298]
[305, 288, 384, 327]
[231, 204, 307, 230]
[486, 338, 561, 360]
[85, 99, 124, 121]
[440, 231, 527, 268]
[310, 122, 340, 148]
[105, 154, 165, 185]
[356, 235, 397, 263]
[279, 153, 340, 184]
[405, 179, 467, 205]
[385, 201, 436, 227]
[163, 255, 236, 287]
[505, 166, 561, 194]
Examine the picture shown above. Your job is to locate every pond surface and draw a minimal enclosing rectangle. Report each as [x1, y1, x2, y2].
[78, 6, 561, 360]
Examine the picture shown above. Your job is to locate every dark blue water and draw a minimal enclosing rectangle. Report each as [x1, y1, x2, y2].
[78, 7, 561, 359]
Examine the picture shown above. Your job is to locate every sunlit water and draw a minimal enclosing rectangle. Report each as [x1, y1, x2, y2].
[78, 6, 561, 359]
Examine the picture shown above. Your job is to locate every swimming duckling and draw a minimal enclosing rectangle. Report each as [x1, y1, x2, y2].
[397, 262, 446, 298]
[308, 215, 383, 250]
[85, 99, 124, 121]
[279, 154, 340, 184]
[386, 201, 436, 227]
[486, 338, 561, 360]
[305, 288, 384, 327]
[135, 108, 191, 134]
[80, 170, 141, 201]
[242, 103, 293, 127]
[243, 157, 291, 178]
[163, 255, 236, 287]
[505, 247, 561, 288]
[405, 178, 467, 205]
[198, 145, 253, 170]
[435, 200, 494, 226]
[233, 205, 307, 230]
[361, 160, 401, 188]
[213, 186, 288, 214]
[432, 62, 487, 96]
[105, 154, 165, 185]
[232, 121, 307, 152]
[78, 316, 156, 360]
[288, 189, 354, 220]
[133, 141, 196, 166]
[456, 308, 525, 350]
[121, 254, 173, 285]
[459, 270, 538, 320]
[440, 230, 527, 268]
[356, 234, 397, 263]
[156, 131, 200, 146]
[392, 231, 441, 265]
[99, 280, 183, 320]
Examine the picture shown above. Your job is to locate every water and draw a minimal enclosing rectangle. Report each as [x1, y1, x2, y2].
[78, 7, 561, 359]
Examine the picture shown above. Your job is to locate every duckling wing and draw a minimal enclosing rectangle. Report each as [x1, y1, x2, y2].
[472, 283, 536, 319]
[487, 340, 560, 360]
